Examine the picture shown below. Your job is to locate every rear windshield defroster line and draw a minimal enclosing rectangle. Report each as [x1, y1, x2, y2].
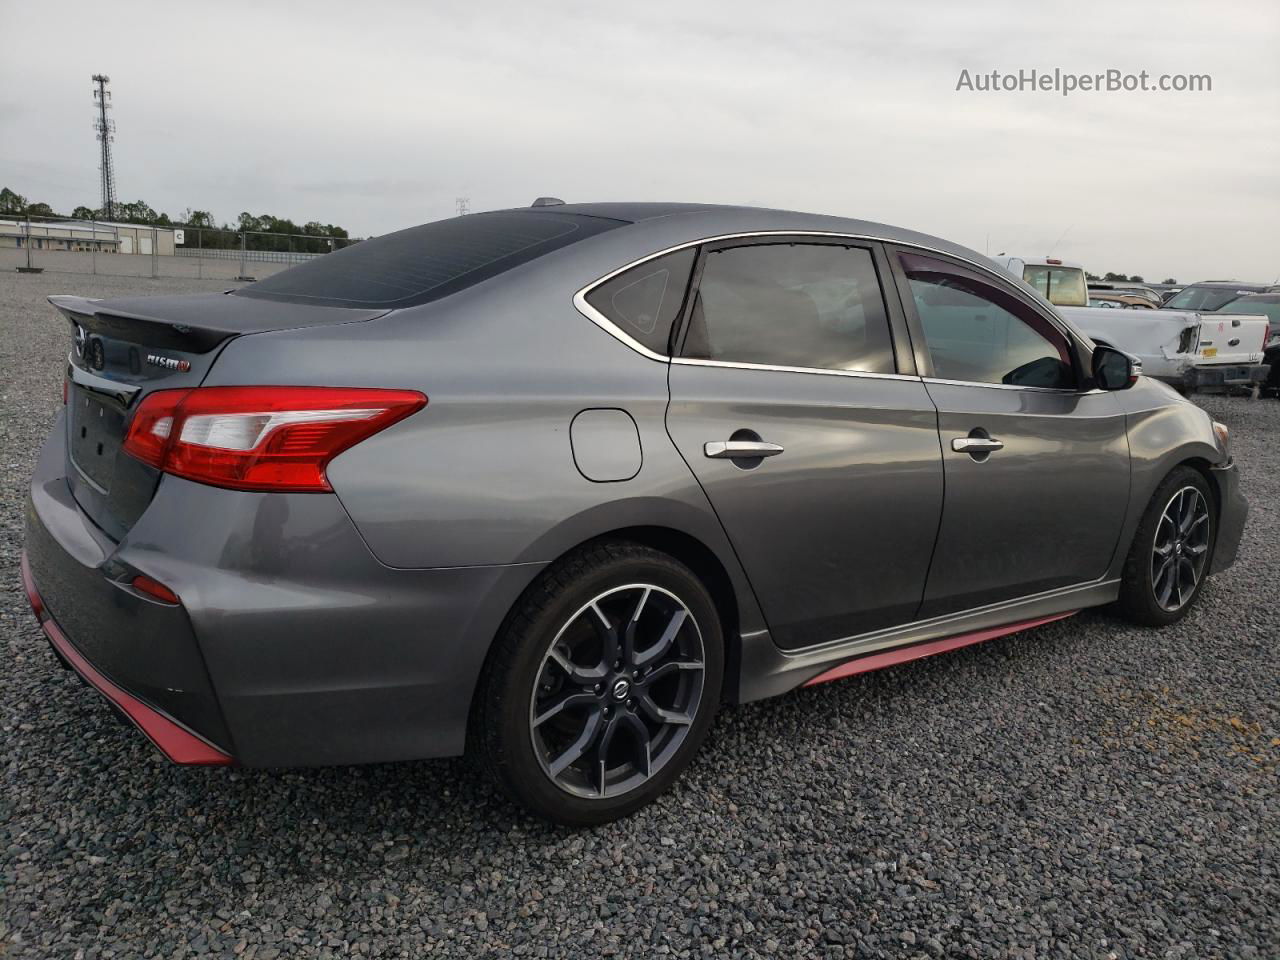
[236, 211, 624, 309]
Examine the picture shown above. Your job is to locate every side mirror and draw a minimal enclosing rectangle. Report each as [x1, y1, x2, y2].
[1093, 345, 1137, 390]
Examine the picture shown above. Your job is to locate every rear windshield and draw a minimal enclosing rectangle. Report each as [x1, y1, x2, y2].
[236, 211, 622, 308]
[1021, 265, 1088, 307]
[1165, 286, 1256, 311]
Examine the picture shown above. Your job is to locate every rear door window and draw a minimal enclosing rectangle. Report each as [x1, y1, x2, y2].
[680, 242, 897, 374]
[237, 211, 622, 309]
[584, 248, 696, 355]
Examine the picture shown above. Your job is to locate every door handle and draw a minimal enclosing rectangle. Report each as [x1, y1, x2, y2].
[704, 440, 785, 459]
[951, 437, 1004, 454]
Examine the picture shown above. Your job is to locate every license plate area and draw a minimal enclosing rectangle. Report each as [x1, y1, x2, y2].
[69, 387, 126, 492]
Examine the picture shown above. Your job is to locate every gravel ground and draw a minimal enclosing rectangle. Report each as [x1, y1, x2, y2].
[1, 270, 1276, 959]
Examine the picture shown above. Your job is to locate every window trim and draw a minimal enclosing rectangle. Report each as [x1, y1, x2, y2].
[574, 230, 1091, 389]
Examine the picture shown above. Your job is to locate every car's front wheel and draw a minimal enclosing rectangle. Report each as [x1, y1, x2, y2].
[1117, 466, 1216, 626]
[470, 541, 723, 825]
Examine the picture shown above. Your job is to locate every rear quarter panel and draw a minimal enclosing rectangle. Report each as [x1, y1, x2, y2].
[202, 246, 769, 637]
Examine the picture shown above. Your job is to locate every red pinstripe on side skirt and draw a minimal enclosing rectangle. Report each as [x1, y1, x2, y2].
[803, 611, 1078, 687]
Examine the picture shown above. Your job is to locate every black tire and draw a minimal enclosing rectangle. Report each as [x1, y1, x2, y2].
[469, 540, 723, 826]
[1116, 466, 1216, 626]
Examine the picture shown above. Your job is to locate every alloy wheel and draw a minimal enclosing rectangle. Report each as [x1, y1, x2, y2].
[529, 584, 706, 799]
[1151, 485, 1211, 612]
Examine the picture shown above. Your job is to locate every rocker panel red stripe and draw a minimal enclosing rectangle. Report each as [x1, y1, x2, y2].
[803, 611, 1077, 687]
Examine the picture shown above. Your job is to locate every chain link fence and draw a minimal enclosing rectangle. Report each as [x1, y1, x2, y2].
[1, 213, 360, 282]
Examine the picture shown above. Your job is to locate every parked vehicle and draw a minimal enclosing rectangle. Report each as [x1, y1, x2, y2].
[991, 256, 1269, 392]
[1163, 281, 1270, 312]
[989, 255, 1088, 306]
[1089, 292, 1156, 309]
[23, 203, 1248, 824]
[1214, 293, 1280, 395]
[1088, 282, 1161, 305]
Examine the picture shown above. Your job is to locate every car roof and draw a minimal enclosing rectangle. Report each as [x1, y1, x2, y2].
[529, 202, 725, 222]
[505, 201, 998, 271]
[1184, 280, 1269, 289]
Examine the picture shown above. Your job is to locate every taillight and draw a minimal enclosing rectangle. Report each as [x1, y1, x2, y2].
[123, 386, 426, 492]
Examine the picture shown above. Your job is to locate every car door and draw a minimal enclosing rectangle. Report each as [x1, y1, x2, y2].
[665, 237, 944, 650]
[887, 247, 1130, 619]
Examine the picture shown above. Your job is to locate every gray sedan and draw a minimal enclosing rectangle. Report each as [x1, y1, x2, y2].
[23, 202, 1247, 824]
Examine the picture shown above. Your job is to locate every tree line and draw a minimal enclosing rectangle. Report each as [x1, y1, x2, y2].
[0, 187, 355, 254]
[1086, 270, 1179, 285]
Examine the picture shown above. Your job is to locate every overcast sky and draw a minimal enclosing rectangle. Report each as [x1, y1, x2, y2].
[2, 0, 1277, 281]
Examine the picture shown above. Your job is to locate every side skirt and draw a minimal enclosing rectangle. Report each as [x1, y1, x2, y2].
[735, 579, 1118, 702]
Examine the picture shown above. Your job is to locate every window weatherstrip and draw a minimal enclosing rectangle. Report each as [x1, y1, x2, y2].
[674, 357, 920, 382]
[923, 376, 1092, 395]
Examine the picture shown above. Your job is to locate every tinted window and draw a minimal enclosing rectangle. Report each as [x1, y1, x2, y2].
[681, 243, 895, 373]
[902, 252, 1075, 389]
[237, 211, 621, 308]
[585, 248, 695, 354]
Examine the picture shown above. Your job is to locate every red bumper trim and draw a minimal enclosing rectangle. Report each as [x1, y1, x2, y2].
[803, 611, 1078, 687]
[20, 551, 233, 766]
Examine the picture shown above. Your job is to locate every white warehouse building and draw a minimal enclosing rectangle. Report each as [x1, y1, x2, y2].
[0, 219, 178, 255]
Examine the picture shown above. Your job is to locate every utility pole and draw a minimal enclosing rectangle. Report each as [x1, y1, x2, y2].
[92, 75, 117, 220]
[456, 197, 470, 217]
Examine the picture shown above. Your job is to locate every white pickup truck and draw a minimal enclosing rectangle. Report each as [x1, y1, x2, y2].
[990, 255, 1270, 392]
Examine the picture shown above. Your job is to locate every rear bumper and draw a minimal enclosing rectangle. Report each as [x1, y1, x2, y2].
[21, 552, 232, 765]
[1184, 363, 1270, 391]
[1209, 460, 1247, 575]
[24, 410, 546, 767]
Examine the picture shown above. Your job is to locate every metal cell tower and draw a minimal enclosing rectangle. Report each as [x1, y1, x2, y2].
[456, 197, 470, 216]
[92, 74, 117, 220]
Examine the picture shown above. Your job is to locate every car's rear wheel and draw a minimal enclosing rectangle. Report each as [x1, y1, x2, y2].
[470, 541, 723, 825]
[1117, 466, 1216, 626]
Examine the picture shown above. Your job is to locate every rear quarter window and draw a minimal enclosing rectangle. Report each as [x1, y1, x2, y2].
[584, 249, 696, 355]
[237, 211, 622, 309]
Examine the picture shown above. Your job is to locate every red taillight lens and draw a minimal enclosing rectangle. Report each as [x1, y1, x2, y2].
[125, 388, 191, 469]
[123, 386, 426, 492]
